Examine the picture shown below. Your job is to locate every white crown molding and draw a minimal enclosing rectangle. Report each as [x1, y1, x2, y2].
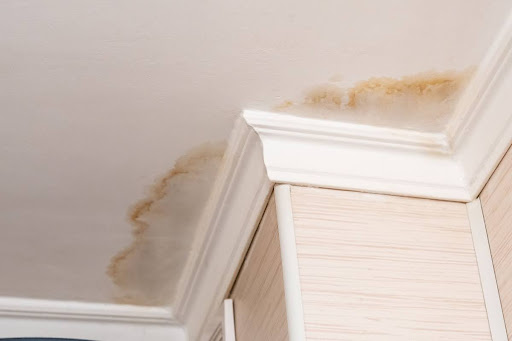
[446, 11, 512, 145]
[245, 110, 470, 201]
[0, 296, 184, 341]
[176, 11, 512, 341]
[448, 11, 512, 199]
[173, 117, 273, 341]
[0, 296, 175, 323]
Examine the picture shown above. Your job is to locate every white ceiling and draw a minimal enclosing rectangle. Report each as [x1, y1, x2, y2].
[1, 0, 511, 306]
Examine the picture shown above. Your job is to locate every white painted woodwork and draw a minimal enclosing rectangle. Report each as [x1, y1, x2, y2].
[0, 298, 184, 341]
[223, 299, 236, 341]
[290, 186, 490, 340]
[174, 119, 273, 341]
[274, 185, 306, 341]
[467, 200, 508, 341]
[0, 318, 185, 341]
[230, 195, 288, 341]
[0, 296, 174, 323]
[449, 11, 512, 199]
[481, 146, 512, 340]
[245, 110, 469, 201]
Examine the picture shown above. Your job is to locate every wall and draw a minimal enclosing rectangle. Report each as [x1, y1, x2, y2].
[230, 195, 288, 341]
[480, 146, 512, 341]
[290, 186, 490, 340]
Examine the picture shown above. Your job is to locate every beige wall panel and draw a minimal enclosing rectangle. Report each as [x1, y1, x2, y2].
[230, 195, 288, 341]
[481, 146, 512, 340]
[291, 186, 490, 341]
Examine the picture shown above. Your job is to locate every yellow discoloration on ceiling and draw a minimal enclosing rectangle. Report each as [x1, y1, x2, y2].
[107, 142, 226, 305]
[275, 69, 474, 132]
[346, 70, 471, 108]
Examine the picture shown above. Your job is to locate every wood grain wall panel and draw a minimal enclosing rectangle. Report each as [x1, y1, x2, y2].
[230, 195, 288, 341]
[290, 186, 490, 341]
[481, 146, 512, 340]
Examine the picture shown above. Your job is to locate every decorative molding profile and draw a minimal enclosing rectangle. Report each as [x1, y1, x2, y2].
[173, 117, 273, 341]
[0, 296, 175, 324]
[246, 110, 467, 201]
[176, 11, 512, 341]
[0, 296, 184, 341]
[448, 11, 512, 200]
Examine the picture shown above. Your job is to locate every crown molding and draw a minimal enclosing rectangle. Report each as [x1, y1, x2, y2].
[0, 296, 176, 323]
[0, 296, 184, 341]
[245, 110, 451, 153]
[173, 117, 273, 341]
[245, 110, 469, 201]
[446, 11, 512, 145]
[176, 11, 512, 341]
[448, 11, 512, 199]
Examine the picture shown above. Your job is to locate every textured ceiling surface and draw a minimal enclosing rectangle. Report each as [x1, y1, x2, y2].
[1, 0, 511, 305]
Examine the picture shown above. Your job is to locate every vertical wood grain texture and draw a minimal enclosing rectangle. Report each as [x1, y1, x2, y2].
[230, 195, 288, 341]
[481, 146, 512, 340]
[291, 186, 490, 341]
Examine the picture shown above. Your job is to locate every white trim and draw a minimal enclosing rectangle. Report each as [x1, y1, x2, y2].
[245, 109, 470, 201]
[446, 11, 512, 145]
[246, 110, 450, 153]
[0, 296, 185, 341]
[449, 11, 512, 199]
[174, 117, 273, 341]
[176, 10, 512, 340]
[274, 185, 306, 341]
[0, 317, 185, 341]
[223, 299, 236, 341]
[0, 296, 175, 324]
[467, 199, 508, 341]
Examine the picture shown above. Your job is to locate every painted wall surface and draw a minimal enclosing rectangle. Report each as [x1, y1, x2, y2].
[1, 0, 511, 306]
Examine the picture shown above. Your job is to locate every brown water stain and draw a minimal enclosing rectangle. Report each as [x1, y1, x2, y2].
[275, 69, 474, 132]
[305, 83, 344, 107]
[346, 71, 469, 108]
[107, 141, 226, 305]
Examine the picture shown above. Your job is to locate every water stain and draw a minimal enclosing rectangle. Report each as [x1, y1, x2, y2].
[107, 141, 226, 306]
[275, 69, 474, 132]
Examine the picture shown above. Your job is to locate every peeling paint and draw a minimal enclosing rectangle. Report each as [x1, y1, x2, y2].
[107, 142, 226, 306]
[275, 69, 474, 132]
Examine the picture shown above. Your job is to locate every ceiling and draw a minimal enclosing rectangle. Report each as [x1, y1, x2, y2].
[1, 0, 511, 307]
